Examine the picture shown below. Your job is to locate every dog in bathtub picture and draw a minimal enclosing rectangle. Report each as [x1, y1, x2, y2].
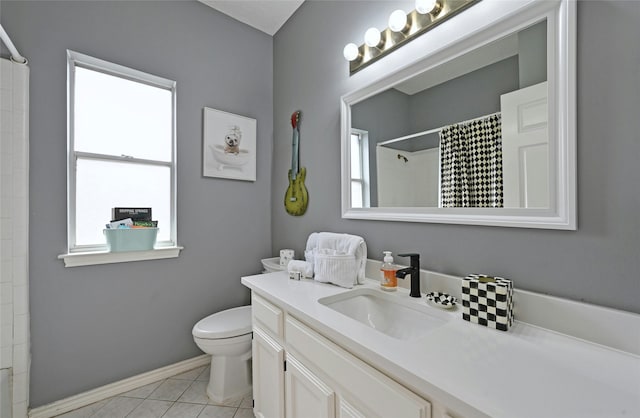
[203, 107, 256, 181]
[207, 122, 251, 174]
[224, 125, 242, 155]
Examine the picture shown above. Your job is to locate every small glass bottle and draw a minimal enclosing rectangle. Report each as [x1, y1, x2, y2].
[380, 251, 398, 291]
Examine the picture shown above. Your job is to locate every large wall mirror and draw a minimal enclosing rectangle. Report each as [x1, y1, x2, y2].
[341, 0, 576, 229]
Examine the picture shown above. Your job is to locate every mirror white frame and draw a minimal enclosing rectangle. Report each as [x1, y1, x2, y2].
[341, 0, 576, 230]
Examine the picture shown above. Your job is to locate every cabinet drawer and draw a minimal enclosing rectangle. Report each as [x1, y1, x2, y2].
[252, 293, 284, 338]
[286, 316, 431, 418]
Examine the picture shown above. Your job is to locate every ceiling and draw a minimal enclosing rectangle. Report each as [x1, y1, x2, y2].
[198, 0, 305, 36]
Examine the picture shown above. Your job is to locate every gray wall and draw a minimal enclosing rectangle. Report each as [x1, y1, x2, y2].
[351, 88, 411, 142]
[351, 89, 411, 206]
[518, 20, 547, 88]
[408, 55, 519, 149]
[1, 1, 273, 407]
[272, 1, 640, 314]
[352, 56, 519, 152]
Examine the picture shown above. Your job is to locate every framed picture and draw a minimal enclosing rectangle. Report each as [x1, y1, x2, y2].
[203, 107, 257, 181]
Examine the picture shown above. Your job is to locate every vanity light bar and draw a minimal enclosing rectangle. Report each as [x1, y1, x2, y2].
[344, 0, 481, 75]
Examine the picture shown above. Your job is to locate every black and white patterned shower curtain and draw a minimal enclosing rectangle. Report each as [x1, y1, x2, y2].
[439, 114, 503, 207]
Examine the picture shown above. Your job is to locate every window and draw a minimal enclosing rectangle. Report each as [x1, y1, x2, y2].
[66, 50, 177, 257]
[350, 129, 370, 208]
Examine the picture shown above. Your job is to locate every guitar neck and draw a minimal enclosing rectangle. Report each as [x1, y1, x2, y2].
[291, 128, 299, 180]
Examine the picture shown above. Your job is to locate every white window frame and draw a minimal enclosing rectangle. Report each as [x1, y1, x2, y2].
[350, 128, 370, 208]
[59, 50, 182, 267]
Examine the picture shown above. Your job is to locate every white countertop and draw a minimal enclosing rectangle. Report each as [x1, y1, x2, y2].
[242, 271, 640, 418]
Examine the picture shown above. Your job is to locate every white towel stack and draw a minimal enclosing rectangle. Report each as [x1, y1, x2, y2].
[305, 232, 367, 288]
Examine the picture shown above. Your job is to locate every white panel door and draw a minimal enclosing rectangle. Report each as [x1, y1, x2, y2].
[501, 81, 549, 208]
[253, 327, 285, 418]
[285, 354, 335, 418]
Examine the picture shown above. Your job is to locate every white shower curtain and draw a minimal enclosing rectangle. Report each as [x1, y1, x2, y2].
[439, 114, 503, 207]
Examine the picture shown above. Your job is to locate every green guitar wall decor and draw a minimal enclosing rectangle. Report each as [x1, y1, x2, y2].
[285, 110, 309, 216]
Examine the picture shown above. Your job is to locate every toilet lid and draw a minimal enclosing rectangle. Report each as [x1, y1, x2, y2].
[193, 305, 252, 339]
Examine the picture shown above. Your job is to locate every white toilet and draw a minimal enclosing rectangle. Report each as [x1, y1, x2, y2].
[192, 305, 252, 403]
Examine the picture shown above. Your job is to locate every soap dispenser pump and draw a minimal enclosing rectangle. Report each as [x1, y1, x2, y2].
[380, 251, 397, 291]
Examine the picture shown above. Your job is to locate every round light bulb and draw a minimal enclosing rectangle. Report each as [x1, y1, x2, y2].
[388, 10, 407, 32]
[415, 0, 438, 14]
[364, 27, 381, 48]
[343, 43, 359, 61]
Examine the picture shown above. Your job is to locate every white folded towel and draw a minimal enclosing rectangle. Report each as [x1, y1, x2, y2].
[313, 249, 357, 288]
[287, 260, 314, 278]
[305, 232, 367, 288]
[304, 232, 319, 265]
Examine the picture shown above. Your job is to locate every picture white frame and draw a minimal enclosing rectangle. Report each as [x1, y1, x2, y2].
[203, 107, 257, 181]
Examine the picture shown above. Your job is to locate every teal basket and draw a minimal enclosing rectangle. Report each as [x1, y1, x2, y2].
[104, 228, 158, 252]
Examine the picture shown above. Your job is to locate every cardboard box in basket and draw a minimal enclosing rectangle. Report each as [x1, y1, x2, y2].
[462, 274, 514, 331]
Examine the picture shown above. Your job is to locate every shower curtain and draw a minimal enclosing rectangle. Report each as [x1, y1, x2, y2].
[0, 57, 30, 418]
[439, 114, 503, 207]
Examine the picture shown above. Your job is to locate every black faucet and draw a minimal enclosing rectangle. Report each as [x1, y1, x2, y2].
[396, 253, 421, 298]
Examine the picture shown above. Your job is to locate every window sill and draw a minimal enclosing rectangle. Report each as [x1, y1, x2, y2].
[58, 246, 183, 267]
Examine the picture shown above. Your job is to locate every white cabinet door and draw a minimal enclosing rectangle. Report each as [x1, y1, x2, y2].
[253, 327, 285, 418]
[337, 397, 367, 418]
[285, 354, 335, 418]
[286, 316, 431, 418]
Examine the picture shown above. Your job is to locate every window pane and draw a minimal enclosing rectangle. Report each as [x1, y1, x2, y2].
[350, 134, 362, 179]
[75, 158, 171, 246]
[351, 181, 363, 208]
[74, 67, 172, 161]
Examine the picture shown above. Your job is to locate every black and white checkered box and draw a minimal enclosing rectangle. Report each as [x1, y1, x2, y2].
[462, 274, 514, 331]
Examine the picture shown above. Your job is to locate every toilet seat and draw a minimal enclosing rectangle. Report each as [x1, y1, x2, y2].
[192, 305, 251, 339]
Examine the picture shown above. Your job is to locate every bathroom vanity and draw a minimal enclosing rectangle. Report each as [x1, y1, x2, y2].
[250, 292, 431, 418]
[242, 269, 640, 418]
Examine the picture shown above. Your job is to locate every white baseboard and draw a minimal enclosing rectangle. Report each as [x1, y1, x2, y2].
[28, 354, 210, 418]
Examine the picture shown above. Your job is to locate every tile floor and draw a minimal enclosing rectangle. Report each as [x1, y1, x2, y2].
[54, 365, 253, 418]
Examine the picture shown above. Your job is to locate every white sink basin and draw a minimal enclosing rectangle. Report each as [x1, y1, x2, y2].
[318, 288, 447, 341]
